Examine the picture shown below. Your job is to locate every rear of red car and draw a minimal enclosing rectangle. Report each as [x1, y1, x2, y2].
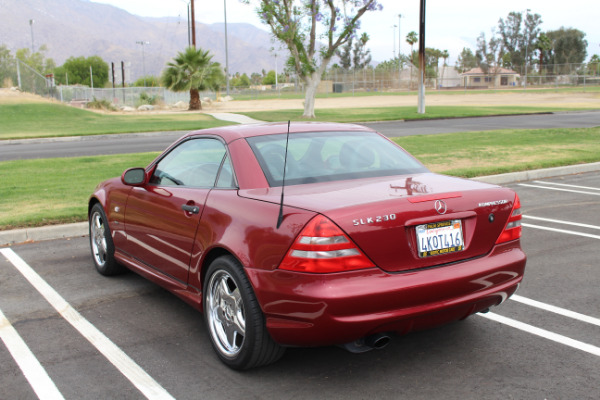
[241, 129, 526, 347]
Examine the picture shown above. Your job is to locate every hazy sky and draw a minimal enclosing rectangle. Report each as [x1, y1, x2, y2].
[91, 0, 599, 63]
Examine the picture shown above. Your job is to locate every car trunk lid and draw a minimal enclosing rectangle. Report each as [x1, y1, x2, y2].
[239, 173, 518, 272]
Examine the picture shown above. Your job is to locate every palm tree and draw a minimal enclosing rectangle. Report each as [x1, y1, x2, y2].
[406, 31, 418, 88]
[535, 33, 552, 79]
[441, 49, 449, 87]
[162, 47, 225, 110]
[406, 31, 418, 64]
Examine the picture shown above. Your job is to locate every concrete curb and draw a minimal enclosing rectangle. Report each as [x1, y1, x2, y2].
[473, 162, 600, 185]
[2, 163, 600, 247]
[0, 222, 88, 247]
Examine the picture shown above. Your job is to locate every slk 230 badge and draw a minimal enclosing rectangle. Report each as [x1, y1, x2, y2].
[353, 214, 397, 226]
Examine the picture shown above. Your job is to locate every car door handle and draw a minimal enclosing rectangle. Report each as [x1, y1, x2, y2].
[181, 204, 200, 214]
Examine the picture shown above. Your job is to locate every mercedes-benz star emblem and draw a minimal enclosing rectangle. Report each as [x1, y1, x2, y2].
[434, 200, 447, 215]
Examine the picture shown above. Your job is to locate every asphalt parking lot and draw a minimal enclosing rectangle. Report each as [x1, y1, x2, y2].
[1, 171, 599, 399]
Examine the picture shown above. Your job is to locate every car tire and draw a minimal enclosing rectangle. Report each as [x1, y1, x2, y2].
[89, 203, 125, 276]
[204, 255, 285, 370]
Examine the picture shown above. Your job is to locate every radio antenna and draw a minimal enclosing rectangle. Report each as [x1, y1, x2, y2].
[276, 120, 291, 229]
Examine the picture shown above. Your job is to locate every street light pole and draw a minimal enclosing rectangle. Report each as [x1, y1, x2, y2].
[398, 14, 402, 89]
[29, 19, 35, 53]
[392, 25, 397, 59]
[136, 41, 150, 86]
[524, 8, 530, 90]
[398, 14, 402, 58]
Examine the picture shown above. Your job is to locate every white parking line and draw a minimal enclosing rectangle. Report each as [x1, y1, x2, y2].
[511, 295, 600, 328]
[0, 248, 175, 400]
[522, 223, 600, 240]
[523, 215, 600, 231]
[532, 180, 600, 191]
[478, 312, 600, 357]
[518, 183, 600, 196]
[0, 308, 65, 400]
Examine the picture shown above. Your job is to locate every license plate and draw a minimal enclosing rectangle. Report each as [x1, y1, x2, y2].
[416, 220, 464, 258]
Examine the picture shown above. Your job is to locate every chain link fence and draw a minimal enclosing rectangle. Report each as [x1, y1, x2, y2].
[5, 59, 600, 106]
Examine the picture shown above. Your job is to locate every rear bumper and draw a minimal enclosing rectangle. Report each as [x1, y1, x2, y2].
[246, 241, 526, 346]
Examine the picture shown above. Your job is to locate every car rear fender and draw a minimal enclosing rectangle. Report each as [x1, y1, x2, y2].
[187, 189, 317, 308]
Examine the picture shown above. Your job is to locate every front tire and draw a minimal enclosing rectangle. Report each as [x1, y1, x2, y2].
[204, 255, 284, 370]
[89, 203, 125, 276]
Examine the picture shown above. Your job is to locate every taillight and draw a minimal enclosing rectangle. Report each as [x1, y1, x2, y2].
[279, 215, 375, 273]
[495, 194, 522, 244]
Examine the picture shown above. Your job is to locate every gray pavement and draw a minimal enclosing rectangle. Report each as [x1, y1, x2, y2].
[2, 162, 600, 247]
[3, 110, 600, 161]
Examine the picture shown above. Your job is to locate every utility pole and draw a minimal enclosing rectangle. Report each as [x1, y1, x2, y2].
[224, 0, 230, 96]
[191, 0, 196, 48]
[418, 0, 426, 114]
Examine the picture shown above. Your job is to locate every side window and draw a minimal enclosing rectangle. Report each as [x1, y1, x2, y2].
[150, 138, 227, 187]
[216, 153, 237, 188]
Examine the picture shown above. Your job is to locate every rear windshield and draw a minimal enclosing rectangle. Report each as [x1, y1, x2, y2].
[246, 131, 428, 187]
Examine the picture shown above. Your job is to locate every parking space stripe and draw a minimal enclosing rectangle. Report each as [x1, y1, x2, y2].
[522, 215, 600, 230]
[522, 223, 600, 240]
[532, 180, 600, 191]
[478, 312, 600, 357]
[0, 308, 65, 400]
[511, 295, 600, 328]
[0, 248, 175, 400]
[518, 183, 600, 196]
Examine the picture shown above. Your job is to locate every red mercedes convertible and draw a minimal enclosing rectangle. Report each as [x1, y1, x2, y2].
[88, 122, 526, 369]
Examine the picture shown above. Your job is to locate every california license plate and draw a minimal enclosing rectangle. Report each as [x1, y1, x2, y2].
[416, 220, 464, 258]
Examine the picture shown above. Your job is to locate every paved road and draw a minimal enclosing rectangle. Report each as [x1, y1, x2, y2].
[2, 111, 599, 161]
[1, 172, 599, 399]
[370, 110, 600, 137]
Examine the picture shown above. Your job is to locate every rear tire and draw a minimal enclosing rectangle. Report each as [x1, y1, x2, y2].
[204, 255, 285, 370]
[89, 203, 125, 276]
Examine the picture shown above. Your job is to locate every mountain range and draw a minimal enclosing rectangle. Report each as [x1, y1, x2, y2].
[0, 0, 285, 81]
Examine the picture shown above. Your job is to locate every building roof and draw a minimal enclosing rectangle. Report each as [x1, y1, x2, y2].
[461, 67, 519, 76]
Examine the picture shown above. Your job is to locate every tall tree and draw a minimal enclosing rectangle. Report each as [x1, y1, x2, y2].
[352, 33, 372, 70]
[54, 55, 108, 87]
[546, 28, 588, 66]
[162, 47, 225, 110]
[0, 45, 17, 87]
[405, 31, 418, 65]
[523, 12, 543, 68]
[440, 49, 449, 84]
[15, 46, 55, 75]
[456, 47, 478, 73]
[535, 32, 552, 75]
[497, 11, 542, 70]
[244, 0, 383, 118]
[336, 36, 353, 70]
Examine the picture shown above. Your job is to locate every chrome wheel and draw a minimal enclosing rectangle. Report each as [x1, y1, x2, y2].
[206, 270, 246, 358]
[88, 203, 123, 276]
[90, 210, 108, 267]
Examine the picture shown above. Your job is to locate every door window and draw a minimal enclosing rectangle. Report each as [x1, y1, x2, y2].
[150, 138, 229, 188]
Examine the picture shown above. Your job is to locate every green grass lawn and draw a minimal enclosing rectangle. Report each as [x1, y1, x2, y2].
[2, 98, 598, 140]
[2, 126, 599, 230]
[0, 103, 232, 140]
[238, 105, 574, 123]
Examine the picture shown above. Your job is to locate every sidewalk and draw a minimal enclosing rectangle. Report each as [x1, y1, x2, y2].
[2, 161, 600, 247]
